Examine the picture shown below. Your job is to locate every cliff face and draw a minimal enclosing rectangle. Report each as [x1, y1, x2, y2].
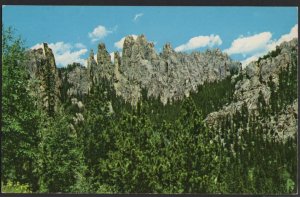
[86, 43, 114, 84]
[26, 43, 61, 116]
[94, 35, 241, 105]
[206, 38, 298, 141]
[56, 34, 241, 106]
[58, 63, 90, 101]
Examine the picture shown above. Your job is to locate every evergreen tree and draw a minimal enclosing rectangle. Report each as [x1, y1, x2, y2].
[2, 27, 41, 191]
[37, 109, 83, 192]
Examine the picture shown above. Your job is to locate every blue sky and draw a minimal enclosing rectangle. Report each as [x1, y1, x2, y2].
[2, 6, 298, 67]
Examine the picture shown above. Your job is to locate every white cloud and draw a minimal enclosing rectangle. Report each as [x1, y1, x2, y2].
[75, 43, 86, 49]
[278, 24, 298, 44]
[224, 32, 272, 55]
[174, 34, 222, 52]
[31, 42, 88, 67]
[133, 13, 144, 21]
[114, 35, 138, 49]
[89, 25, 112, 42]
[267, 24, 298, 52]
[236, 24, 298, 68]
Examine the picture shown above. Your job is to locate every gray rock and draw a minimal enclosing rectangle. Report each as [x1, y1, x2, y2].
[87, 49, 97, 81]
[25, 43, 60, 114]
[112, 34, 241, 105]
[205, 39, 298, 141]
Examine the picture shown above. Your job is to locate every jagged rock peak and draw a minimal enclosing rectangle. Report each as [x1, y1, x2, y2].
[89, 49, 95, 59]
[26, 42, 60, 116]
[122, 36, 136, 59]
[36, 43, 56, 64]
[122, 34, 158, 61]
[148, 42, 155, 48]
[87, 49, 97, 81]
[123, 35, 136, 45]
[162, 43, 174, 57]
[97, 42, 111, 65]
[98, 43, 107, 50]
[136, 34, 148, 45]
[29, 42, 56, 67]
[40, 43, 57, 70]
[87, 49, 97, 66]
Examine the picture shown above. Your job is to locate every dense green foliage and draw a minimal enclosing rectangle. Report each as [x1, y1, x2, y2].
[2, 181, 32, 193]
[1, 27, 297, 194]
[2, 27, 41, 191]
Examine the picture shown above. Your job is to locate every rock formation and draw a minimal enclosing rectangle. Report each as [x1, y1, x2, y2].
[101, 34, 241, 105]
[205, 38, 298, 141]
[97, 43, 114, 81]
[26, 43, 61, 116]
[26, 35, 297, 142]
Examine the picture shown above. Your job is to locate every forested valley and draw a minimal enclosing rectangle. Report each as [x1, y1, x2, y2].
[1, 27, 298, 194]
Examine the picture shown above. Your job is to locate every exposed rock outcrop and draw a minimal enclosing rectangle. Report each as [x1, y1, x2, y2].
[27, 36, 297, 142]
[84, 35, 241, 105]
[205, 38, 298, 140]
[61, 63, 90, 98]
[86, 43, 114, 84]
[87, 49, 97, 82]
[108, 34, 241, 105]
[26, 43, 61, 116]
[97, 43, 114, 80]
